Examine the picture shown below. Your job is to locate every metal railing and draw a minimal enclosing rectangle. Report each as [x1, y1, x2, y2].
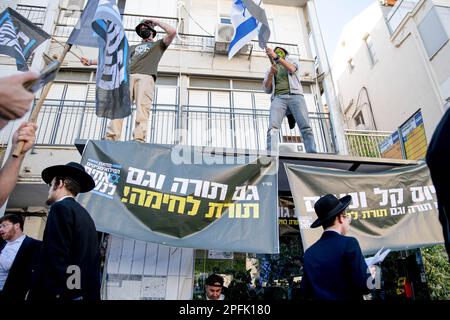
[13, 5, 301, 58]
[16, 4, 46, 28]
[185, 105, 332, 150]
[29, 99, 179, 146]
[344, 129, 391, 158]
[54, 8, 182, 43]
[46, 6, 300, 57]
[3, 98, 335, 153]
[386, 0, 420, 34]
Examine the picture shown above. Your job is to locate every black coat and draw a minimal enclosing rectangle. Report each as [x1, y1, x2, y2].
[426, 107, 450, 261]
[29, 197, 101, 300]
[300, 231, 371, 300]
[0, 236, 41, 300]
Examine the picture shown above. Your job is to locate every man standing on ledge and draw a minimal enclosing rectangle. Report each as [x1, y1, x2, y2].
[263, 46, 317, 153]
[82, 19, 176, 142]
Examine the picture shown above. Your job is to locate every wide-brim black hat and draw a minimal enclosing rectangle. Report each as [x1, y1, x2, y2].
[42, 162, 95, 193]
[135, 20, 157, 39]
[310, 194, 352, 228]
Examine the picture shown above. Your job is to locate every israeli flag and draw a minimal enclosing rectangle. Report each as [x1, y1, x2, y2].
[228, 0, 270, 60]
[228, 0, 258, 59]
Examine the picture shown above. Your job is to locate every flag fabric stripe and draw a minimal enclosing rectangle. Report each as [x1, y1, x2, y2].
[0, 13, 8, 25]
[229, 16, 258, 50]
[22, 39, 36, 56]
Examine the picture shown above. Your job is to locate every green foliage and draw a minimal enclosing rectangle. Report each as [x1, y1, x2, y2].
[347, 134, 383, 158]
[421, 245, 450, 300]
[223, 269, 252, 300]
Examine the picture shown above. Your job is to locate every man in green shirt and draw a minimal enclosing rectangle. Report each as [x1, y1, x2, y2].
[81, 19, 176, 142]
[263, 47, 317, 153]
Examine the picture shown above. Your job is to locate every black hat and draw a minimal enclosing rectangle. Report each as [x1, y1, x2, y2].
[274, 46, 289, 56]
[310, 194, 352, 228]
[205, 274, 224, 287]
[42, 162, 95, 193]
[135, 20, 157, 39]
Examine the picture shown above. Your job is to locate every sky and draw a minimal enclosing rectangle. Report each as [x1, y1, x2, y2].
[314, 0, 375, 58]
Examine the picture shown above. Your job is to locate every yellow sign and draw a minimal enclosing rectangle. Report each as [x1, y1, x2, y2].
[400, 111, 428, 160]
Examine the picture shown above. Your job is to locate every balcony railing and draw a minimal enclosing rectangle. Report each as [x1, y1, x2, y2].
[183, 106, 332, 152]
[386, 0, 420, 34]
[344, 129, 391, 158]
[15, 4, 300, 58]
[0, 99, 335, 153]
[16, 4, 46, 28]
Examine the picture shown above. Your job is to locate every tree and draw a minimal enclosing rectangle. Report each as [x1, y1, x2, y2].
[421, 245, 450, 300]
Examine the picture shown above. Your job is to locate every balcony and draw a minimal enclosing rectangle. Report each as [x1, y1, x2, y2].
[16, 4, 46, 28]
[386, 0, 420, 34]
[344, 129, 391, 158]
[16, 5, 301, 59]
[0, 98, 335, 154]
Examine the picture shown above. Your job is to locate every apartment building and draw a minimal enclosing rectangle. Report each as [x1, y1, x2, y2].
[332, 0, 450, 157]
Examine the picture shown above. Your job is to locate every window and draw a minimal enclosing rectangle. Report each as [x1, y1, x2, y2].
[55, 71, 91, 81]
[190, 77, 230, 89]
[232, 80, 263, 91]
[354, 111, 365, 127]
[418, 8, 449, 59]
[364, 35, 378, 66]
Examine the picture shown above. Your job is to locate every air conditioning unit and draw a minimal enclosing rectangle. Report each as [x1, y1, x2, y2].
[279, 143, 306, 154]
[214, 23, 252, 55]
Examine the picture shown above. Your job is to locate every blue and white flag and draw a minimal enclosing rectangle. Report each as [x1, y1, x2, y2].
[68, 0, 131, 119]
[228, 0, 270, 59]
[0, 7, 50, 71]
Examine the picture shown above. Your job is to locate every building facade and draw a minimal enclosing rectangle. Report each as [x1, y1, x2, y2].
[332, 0, 450, 143]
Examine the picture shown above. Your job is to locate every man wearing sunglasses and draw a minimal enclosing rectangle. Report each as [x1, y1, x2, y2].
[263, 46, 317, 153]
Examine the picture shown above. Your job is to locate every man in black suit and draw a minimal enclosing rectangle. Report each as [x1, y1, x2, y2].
[426, 101, 450, 261]
[28, 162, 100, 300]
[0, 214, 41, 300]
[300, 194, 374, 300]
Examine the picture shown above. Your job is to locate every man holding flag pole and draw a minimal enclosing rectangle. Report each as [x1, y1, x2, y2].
[80, 17, 177, 143]
[228, 1, 313, 153]
[263, 45, 317, 153]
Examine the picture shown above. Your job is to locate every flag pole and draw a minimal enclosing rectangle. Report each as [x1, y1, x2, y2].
[12, 43, 72, 158]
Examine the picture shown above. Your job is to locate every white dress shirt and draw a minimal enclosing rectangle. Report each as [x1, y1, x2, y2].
[0, 234, 26, 290]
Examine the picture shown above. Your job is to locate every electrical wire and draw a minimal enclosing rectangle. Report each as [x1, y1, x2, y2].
[178, 1, 214, 37]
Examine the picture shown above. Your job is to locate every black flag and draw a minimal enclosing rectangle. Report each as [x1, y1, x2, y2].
[0, 7, 50, 71]
[68, 0, 131, 119]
